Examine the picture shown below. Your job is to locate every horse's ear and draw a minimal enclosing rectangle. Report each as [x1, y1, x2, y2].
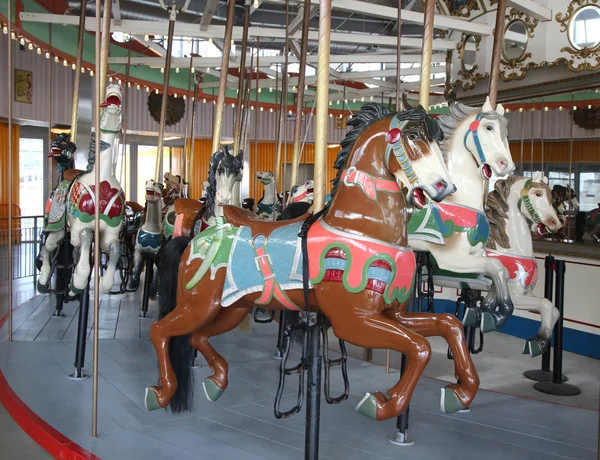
[542, 176, 549, 184]
[236, 149, 244, 161]
[482, 96, 493, 113]
[533, 171, 543, 182]
[401, 93, 412, 110]
[496, 103, 505, 117]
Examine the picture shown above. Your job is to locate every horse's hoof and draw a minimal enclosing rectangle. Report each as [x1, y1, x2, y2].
[71, 286, 84, 295]
[440, 387, 466, 415]
[355, 393, 377, 420]
[202, 379, 224, 402]
[37, 280, 49, 294]
[462, 308, 478, 327]
[480, 312, 497, 333]
[145, 387, 161, 411]
[523, 339, 544, 358]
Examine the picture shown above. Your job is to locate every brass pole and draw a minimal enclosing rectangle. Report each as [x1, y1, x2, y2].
[290, 0, 311, 188]
[418, 0, 434, 109]
[99, 0, 112, 102]
[7, 0, 13, 341]
[281, 0, 290, 204]
[253, 39, 260, 199]
[92, 0, 103, 438]
[212, 0, 237, 154]
[313, 0, 331, 212]
[568, 94, 575, 239]
[541, 98, 545, 172]
[182, 43, 195, 182]
[233, 1, 251, 155]
[395, 0, 401, 111]
[444, 49, 452, 99]
[119, 40, 132, 191]
[530, 101, 534, 173]
[274, 63, 283, 198]
[71, 0, 86, 143]
[155, 16, 176, 181]
[519, 102, 525, 176]
[489, 0, 508, 108]
[48, 26, 52, 195]
[188, 78, 198, 192]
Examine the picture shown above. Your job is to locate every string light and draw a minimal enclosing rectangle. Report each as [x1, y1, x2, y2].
[146, 87, 150, 92]
[206, 67, 210, 72]
[361, 97, 364, 102]
[90, 69, 94, 76]
[519, 107, 523, 112]
[352, 98, 356, 103]
[329, 113, 333, 118]
[144, 34, 149, 41]
[573, 105, 577, 111]
[269, 87, 273, 92]
[191, 67, 195, 73]
[544, 106, 549, 111]
[54, 56, 59, 63]
[72, 63, 77, 70]
[258, 88, 262, 93]
[81, 67, 86, 73]
[63, 59, 68, 66]
[156, 89, 159, 94]
[260, 107, 263, 111]
[128, 82, 132, 88]
[118, 79, 122, 85]
[11, 32, 16, 40]
[588, 104, 592, 109]
[209, 38, 213, 45]
[174, 93, 178, 98]
[183, 94, 186, 100]
[36, 47, 41, 55]
[506, 108, 510, 113]
[161, 67, 164, 73]
[269, 108, 273, 112]
[253, 0, 259, 8]
[28, 42, 33, 50]
[559, 106, 563, 111]
[19, 37, 25, 46]
[369, 96, 373, 101]
[45, 51, 50, 59]
[329, 101, 332, 106]
[203, 98, 207, 103]
[137, 84, 141, 90]
[2, 26, 7, 35]
[232, 103, 235, 108]
[175, 67, 180, 73]
[251, 106, 254, 111]
[109, 76, 113, 82]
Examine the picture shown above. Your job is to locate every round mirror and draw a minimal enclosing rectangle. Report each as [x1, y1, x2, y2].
[462, 35, 477, 72]
[568, 5, 600, 50]
[503, 20, 528, 61]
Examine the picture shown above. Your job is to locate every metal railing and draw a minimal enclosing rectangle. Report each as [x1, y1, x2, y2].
[0, 215, 44, 284]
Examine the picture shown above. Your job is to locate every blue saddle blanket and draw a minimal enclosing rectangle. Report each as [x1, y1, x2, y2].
[222, 222, 304, 306]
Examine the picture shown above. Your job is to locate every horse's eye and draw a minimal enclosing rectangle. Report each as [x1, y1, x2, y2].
[536, 192, 542, 197]
[407, 133, 418, 141]
[218, 167, 225, 174]
[486, 125, 493, 131]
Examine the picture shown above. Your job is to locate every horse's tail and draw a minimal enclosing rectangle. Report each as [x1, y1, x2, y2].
[156, 236, 194, 413]
[575, 211, 586, 242]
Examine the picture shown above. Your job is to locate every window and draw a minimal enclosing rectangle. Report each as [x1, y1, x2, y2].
[579, 169, 600, 212]
[114, 144, 131, 202]
[19, 138, 44, 216]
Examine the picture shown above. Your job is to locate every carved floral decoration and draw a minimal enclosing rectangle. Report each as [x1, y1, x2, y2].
[500, 8, 542, 81]
[555, 0, 600, 72]
[452, 34, 488, 91]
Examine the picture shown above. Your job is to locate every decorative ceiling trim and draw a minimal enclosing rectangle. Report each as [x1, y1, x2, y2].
[555, 0, 600, 72]
[500, 8, 540, 82]
[453, 33, 488, 91]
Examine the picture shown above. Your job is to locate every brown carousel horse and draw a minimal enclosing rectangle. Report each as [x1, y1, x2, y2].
[145, 104, 480, 421]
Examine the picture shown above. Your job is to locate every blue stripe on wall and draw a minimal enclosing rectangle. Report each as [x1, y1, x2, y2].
[433, 299, 600, 360]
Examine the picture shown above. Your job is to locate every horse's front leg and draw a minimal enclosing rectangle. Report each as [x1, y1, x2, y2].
[128, 245, 143, 290]
[509, 285, 559, 357]
[38, 230, 64, 292]
[70, 227, 93, 294]
[100, 231, 121, 294]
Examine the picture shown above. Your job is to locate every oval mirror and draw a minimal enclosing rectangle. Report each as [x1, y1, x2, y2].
[503, 20, 528, 61]
[462, 35, 477, 72]
[569, 5, 600, 50]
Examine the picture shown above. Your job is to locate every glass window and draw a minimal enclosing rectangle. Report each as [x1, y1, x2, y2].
[19, 138, 44, 216]
[547, 169, 575, 190]
[579, 170, 600, 212]
[137, 145, 160, 202]
[114, 144, 131, 202]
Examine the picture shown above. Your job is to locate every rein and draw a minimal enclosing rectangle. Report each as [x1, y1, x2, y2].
[518, 179, 542, 225]
[384, 117, 417, 184]
[463, 113, 486, 164]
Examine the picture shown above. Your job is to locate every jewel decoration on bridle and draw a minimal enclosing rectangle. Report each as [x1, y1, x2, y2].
[385, 116, 418, 184]
[463, 113, 486, 164]
[518, 179, 542, 225]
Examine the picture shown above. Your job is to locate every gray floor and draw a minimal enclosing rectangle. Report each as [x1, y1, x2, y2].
[0, 290, 598, 459]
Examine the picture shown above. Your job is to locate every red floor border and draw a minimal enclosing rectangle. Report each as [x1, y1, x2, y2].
[0, 370, 101, 460]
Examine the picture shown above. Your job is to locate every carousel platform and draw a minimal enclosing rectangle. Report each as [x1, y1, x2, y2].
[0, 290, 598, 460]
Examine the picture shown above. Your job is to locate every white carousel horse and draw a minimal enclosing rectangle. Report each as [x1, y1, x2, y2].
[256, 171, 280, 219]
[289, 179, 314, 204]
[433, 173, 561, 356]
[39, 84, 125, 295]
[129, 179, 163, 290]
[161, 173, 183, 240]
[408, 97, 516, 332]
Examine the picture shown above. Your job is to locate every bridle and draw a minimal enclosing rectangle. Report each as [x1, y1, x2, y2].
[518, 179, 542, 225]
[384, 115, 417, 184]
[463, 113, 487, 165]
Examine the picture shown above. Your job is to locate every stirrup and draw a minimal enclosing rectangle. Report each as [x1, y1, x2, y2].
[274, 322, 305, 419]
[321, 324, 349, 404]
[253, 308, 275, 324]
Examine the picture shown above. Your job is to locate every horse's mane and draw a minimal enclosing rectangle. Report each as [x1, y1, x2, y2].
[325, 103, 443, 215]
[486, 175, 549, 249]
[204, 147, 243, 218]
[85, 133, 111, 173]
[437, 102, 508, 156]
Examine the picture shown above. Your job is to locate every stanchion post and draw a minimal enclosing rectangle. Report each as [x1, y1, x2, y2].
[305, 314, 322, 460]
[139, 257, 153, 318]
[70, 285, 90, 380]
[274, 311, 286, 360]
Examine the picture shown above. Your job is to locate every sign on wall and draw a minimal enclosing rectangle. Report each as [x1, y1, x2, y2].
[334, 116, 347, 129]
[15, 69, 33, 104]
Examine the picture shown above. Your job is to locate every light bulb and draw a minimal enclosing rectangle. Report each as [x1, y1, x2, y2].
[260, 107, 263, 111]
[144, 34, 149, 41]
[54, 56, 59, 63]
[588, 105, 592, 109]
[37, 47, 41, 55]
[63, 59, 68, 66]
[2, 26, 7, 35]
[109, 76, 113, 82]
[269, 87, 273, 92]
[361, 97, 364, 102]
[329, 113, 333, 118]
[146, 87, 150, 92]
[573, 106, 577, 111]
[208, 38, 213, 45]
[19, 37, 25, 46]
[137, 84, 141, 90]
[269, 108, 273, 112]
[203, 98, 207, 103]
[128, 82, 131, 87]
[253, 0, 259, 8]
[160, 67, 164, 73]
[11, 32, 16, 40]
[174, 93, 178, 98]
[72, 63, 76, 70]
[81, 67, 85, 73]
[251, 106, 254, 110]
[28, 42, 33, 50]
[156, 89, 159, 94]
[232, 103, 235, 108]
[258, 88, 262, 93]
[191, 67, 195, 73]
[90, 69, 94, 76]
[336, 100, 340, 105]
[118, 79, 122, 85]
[545, 106, 549, 111]
[559, 106, 563, 111]
[329, 101, 332, 106]
[176, 67, 180, 73]
[506, 108, 510, 113]
[206, 67, 210, 72]
[370, 96, 373, 101]
[352, 98, 356, 103]
[183, 95, 186, 100]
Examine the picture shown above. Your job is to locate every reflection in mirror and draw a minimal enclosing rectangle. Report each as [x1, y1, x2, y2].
[462, 35, 477, 71]
[503, 20, 528, 61]
[569, 5, 600, 50]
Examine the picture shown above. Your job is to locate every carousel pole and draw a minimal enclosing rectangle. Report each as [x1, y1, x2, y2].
[7, 0, 13, 341]
[182, 43, 195, 183]
[188, 76, 199, 192]
[253, 39, 260, 200]
[119, 40, 132, 190]
[212, 0, 236, 153]
[418, 0, 434, 109]
[233, 0, 251, 156]
[568, 94, 575, 238]
[98, 0, 112, 102]
[47, 26, 52, 195]
[71, 0, 86, 143]
[274, 62, 284, 198]
[488, 0, 507, 108]
[290, 0, 311, 189]
[281, 0, 290, 205]
[92, 0, 104, 438]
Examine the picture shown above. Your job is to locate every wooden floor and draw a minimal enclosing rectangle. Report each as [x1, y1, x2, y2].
[0, 289, 598, 459]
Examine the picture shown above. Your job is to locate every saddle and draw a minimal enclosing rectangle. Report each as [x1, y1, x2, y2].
[223, 205, 311, 235]
[63, 168, 86, 183]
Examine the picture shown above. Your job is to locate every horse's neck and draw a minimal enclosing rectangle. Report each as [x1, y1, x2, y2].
[445, 127, 485, 210]
[143, 201, 162, 233]
[502, 179, 534, 256]
[83, 131, 119, 185]
[263, 182, 276, 204]
[323, 153, 406, 246]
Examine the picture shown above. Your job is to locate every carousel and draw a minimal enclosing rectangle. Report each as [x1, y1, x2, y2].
[0, 0, 598, 459]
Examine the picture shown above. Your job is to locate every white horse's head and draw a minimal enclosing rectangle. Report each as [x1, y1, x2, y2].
[210, 148, 244, 210]
[100, 84, 123, 134]
[520, 172, 561, 235]
[144, 179, 162, 204]
[290, 180, 314, 203]
[256, 171, 274, 186]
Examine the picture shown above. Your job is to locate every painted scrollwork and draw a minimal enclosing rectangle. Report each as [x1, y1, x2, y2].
[500, 9, 540, 81]
[441, 0, 480, 18]
[453, 34, 488, 91]
[555, 0, 600, 72]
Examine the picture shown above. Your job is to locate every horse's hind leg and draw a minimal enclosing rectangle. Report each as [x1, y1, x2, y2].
[324, 302, 431, 421]
[38, 230, 64, 292]
[385, 310, 479, 413]
[71, 228, 93, 293]
[188, 306, 252, 402]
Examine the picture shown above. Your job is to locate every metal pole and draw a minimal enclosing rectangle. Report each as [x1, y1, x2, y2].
[281, 0, 290, 204]
[418, 0, 434, 109]
[99, 0, 112, 103]
[540, 98, 545, 172]
[313, 0, 331, 212]
[305, 315, 322, 460]
[92, 0, 103, 438]
[290, 0, 311, 188]
[7, 0, 13, 341]
[274, 63, 284, 198]
[530, 101, 534, 174]
[488, 0, 507, 108]
[188, 77, 198, 191]
[71, 0, 87, 144]
[119, 40, 131, 192]
[253, 39, 260, 200]
[182, 44, 195, 183]
[48, 26, 53, 197]
[568, 94, 575, 239]
[155, 14, 176, 181]
[212, 0, 237, 154]
[520, 102, 525, 176]
[233, 1, 251, 156]
[395, 0, 402, 111]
